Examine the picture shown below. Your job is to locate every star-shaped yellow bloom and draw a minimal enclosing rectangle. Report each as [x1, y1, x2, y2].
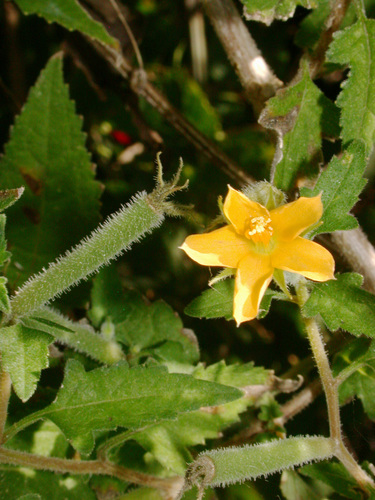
[180, 186, 335, 325]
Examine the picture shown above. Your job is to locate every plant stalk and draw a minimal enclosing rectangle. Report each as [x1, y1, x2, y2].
[297, 282, 374, 489]
[0, 366, 11, 442]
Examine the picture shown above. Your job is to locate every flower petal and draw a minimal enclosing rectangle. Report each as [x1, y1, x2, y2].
[233, 253, 273, 325]
[224, 186, 270, 235]
[270, 195, 323, 240]
[271, 237, 335, 281]
[180, 225, 250, 267]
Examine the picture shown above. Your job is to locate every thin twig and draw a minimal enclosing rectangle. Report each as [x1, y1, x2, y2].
[107, 0, 144, 70]
[201, 0, 282, 114]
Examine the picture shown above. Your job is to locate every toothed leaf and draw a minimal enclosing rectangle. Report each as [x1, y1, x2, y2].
[260, 60, 340, 191]
[38, 360, 242, 454]
[0, 55, 101, 288]
[14, 0, 117, 47]
[327, 17, 375, 156]
[0, 324, 52, 402]
[241, 0, 318, 26]
[300, 141, 367, 235]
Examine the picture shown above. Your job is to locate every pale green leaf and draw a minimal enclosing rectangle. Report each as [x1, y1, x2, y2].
[22, 306, 124, 365]
[0, 467, 96, 500]
[14, 0, 117, 47]
[0, 277, 10, 315]
[241, 0, 318, 26]
[134, 361, 272, 474]
[0, 216, 11, 268]
[259, 59, 340, 191]
[0, 187, 24, 212]
[280, 470, 333, 500]
[300, 141, 367, 236]
[327, 17, 375, 155]
[38, 360, 242, 454]
[0, 54, 101, 288]
[0, 324, 52, 402]
[303, 273, 375, 338]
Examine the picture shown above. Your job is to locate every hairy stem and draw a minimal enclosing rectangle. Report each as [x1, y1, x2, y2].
[0, 446, 183, 495]
[297, 282, 374, 489]
[0, 367, 11, 442]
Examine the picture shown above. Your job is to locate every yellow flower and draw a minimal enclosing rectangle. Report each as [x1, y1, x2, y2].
[180, 186, 335, 325]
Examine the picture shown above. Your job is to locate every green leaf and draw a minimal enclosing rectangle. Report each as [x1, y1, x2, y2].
[0, 187, 24, 212]
[280, 470, 333, 500]
[0, 277, 10, 315]
[185, 279, 285, 321]
[303, 273, 375, 338]
[327, 17, 375, 155]
[89, 266, 199, 365]
[300, 141, 367, 236]
[0, 324, 52, 402]
[300, 462, 366, 499]
[14, 0, 117, 47]
[134, 361, 272, 474]
[22, 306, 124, 365]
[0, 54, 101, 288]
[241, 0, 317, 26]
[38, 360, 242, 454]
[259, 59, 340, 191]
[0, 215, 11, 268]
[0, 467, 96, 500]
[333, 338, 375, 420]
[118, 489, 164, 500]
[295, 0, 331, 49]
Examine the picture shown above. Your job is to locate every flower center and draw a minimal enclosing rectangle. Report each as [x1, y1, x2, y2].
[244, 216, 273, 245]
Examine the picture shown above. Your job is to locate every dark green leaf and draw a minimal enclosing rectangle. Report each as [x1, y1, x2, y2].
[0, 467, 96, 500]
[0, 324, 52, 402]
[295, 0, 330, 49]
[0, 54, 101, 287]
[327, 17, 375, 155]
[241, 0, 317, 26]
[259, 59, 340, 191]
[0, 216, 11, 268]
[300, 462, 366, 499]
[39, 360, 242, 454]
[185, 279, 285, 321]
[300, 141, 367, 236]
[303, 273, 375, 338]
[333, 338, 375, 420]
[14, 0, 117, 47]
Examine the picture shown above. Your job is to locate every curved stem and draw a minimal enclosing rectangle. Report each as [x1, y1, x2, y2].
[0, 367, 11, 442]
[297, 282, 374, 490]
[0, 446, 183, 494]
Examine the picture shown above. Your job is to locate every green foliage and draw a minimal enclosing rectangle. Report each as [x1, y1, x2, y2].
[89, 266, 199, 365]
[13, 0, 117, 47]
[327, 16, 375, 156]
[35, 359, 242, 454]
[185, 279, 286, 320]
[133, 361, 272, 474]
[0, 324, 52, 402]
[301, 141, 367, 236]
[260, 59, 340, 191]
[303, 273, 375, 338]
[241, 0, 317, 26]
[333, 338, 375, 420]
[0, 467, 96, 500]
[0, 54, 101, 288]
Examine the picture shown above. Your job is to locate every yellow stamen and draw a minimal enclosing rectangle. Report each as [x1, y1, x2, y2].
[245, 216, 273, 245]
